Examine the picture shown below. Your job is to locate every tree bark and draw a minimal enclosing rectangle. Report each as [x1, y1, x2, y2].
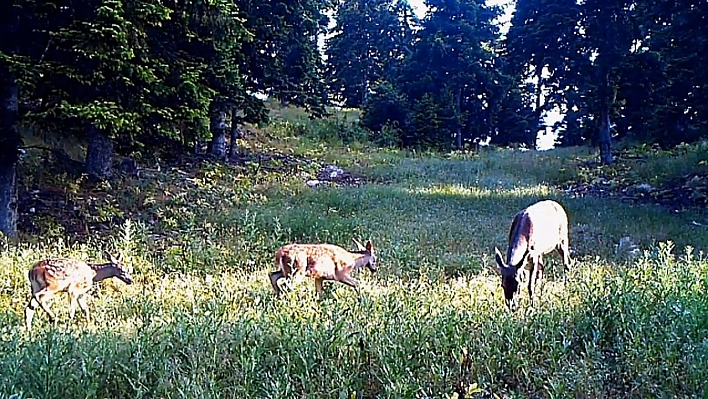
[0, 0, 21, 238]
[228, 117, 241, 160]
[598, 102, 613, 165]
[598, 71, 614, 165]
[455, 87, 463, 150]
[0, 69, 20, 238]
[208, 104, 227, 160]
[361, 74, 368, 106]
[85, 124, 114, 181]
[533, 74, 545, 144]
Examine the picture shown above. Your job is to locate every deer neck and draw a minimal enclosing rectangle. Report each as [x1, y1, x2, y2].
[90, 262, 119, 282]
[351, 252, 371, 270]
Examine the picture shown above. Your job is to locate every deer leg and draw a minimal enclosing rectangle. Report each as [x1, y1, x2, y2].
[25, 297, 38, 331]
[289, 266, 304, 284]
[314, 278, 324, 300]
[536, 256, 544, 283]
[558, 241, 571, 272]
[269, 270, 285, 296]
[338, 275, 361, 296]
[30, 289, 57, 326]
[77, 294, 90, 321]
[557, 242, 571, 283]
[517, 267, 528, 284]
[519, 257, 530, 283]
[527, 258, 539, 307]
[536, 257, 545, 296]
[339, 275, 359, 288]
[68, 292, 78, 320]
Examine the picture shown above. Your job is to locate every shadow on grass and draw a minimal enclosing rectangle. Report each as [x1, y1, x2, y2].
[238, 179, 708, 283]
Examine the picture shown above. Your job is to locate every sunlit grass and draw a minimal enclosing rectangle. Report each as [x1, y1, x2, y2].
[407, 184, 554, 199]
[3, 243, 707, 398]
[3, 123, 708, 398]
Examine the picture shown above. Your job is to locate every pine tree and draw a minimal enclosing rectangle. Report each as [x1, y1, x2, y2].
[26, 0, 176, 179]
[326, 0, 416, 108]
[399, 0, 501, 149]
[504, 0, 584, 148]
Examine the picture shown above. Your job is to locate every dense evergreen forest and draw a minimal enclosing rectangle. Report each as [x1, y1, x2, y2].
[1, 0, 707, 238]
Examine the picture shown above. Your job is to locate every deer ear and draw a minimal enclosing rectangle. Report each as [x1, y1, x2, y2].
[352, 238, 366, 251]
[494, 247, 505, 268]
[104, 250, 114, 262]
[365, 240, 372, 251]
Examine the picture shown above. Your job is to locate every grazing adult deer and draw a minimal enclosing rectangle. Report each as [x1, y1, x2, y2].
[269, 238, 377, 297]
[25, 252, 133, 331]
[494, 200, 571, 311]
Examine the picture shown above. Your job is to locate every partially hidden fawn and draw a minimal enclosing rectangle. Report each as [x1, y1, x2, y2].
[25, 251, 133, 331]
[269, 238, 377, 297]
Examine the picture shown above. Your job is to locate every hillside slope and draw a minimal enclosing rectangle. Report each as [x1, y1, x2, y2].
[1, 117, 708, 398]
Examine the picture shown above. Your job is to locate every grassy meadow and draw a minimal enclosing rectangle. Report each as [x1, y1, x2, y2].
[1, 109, 708, 398]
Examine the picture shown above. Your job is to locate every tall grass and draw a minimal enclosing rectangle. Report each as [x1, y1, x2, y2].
[3, 120, 708, 398]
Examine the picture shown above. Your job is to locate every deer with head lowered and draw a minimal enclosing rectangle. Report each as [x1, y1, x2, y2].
[25, 251, 133, 331]
[494, 200, 571, 311]
[269, 238, 377, 297]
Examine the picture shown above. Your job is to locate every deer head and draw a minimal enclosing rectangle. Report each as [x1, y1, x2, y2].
[105, 251, 133, 284]
[353, 238, 377, 273]
[494, 247, 522, 311]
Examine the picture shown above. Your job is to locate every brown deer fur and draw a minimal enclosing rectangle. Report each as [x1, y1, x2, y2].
[25, 252, 133, 330]
[494, 200, 571, 310]
[269, 239, 377, 297]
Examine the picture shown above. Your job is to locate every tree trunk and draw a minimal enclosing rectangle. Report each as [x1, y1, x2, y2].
[85, 124, 114, 181]
[598, 102, 613, 165]
[0, 0, 21, 238]
[527, 69, 549, 149]
[228, 117, 242, 160]
[455, 87, 463, 150]
[208, 105, 227, 160]
[361, 77, 366, 106]
[0, 69, 20, 238]
[533, 77, 544, 140]
[598, 71, 614, 165]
